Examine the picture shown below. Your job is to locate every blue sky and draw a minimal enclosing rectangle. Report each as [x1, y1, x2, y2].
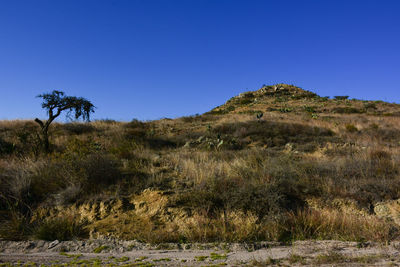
[0, 0, 399, 121]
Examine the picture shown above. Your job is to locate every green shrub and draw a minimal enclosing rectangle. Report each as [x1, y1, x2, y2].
[79, 153, 121, 188]
[0, 137, 14, 155]
[239, 98, 253, 105]
[333, 107, 362, 114]
[25, 153, 122, 202]
[206, 109, 227, 115]
[0, 211, 32, 240]
[216, 120, 334, 148]
[364, 102, 377, 110]
[175, 177, 290, 219]
[226, 105, 236, 112]
[62, 137, 102, 158]
[278, 107, 293, 113]
[345, 124, 358, 133]
[314, 252, 346, 264]
[0, 159, 43, 211]
[34, 217, 88, 241]
[290, 92, 318, 99]
[334, 96, 349, 100]
[93, 245, 109, 253]
[173, 153, 307, 220]
[275, 96, 288, 102]
[62, 122, 96, 135]
[369, 123, 379, 130]
[303, 105, 316, 113]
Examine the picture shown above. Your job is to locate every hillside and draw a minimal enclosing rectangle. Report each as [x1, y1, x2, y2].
[1, 84, 400, 244]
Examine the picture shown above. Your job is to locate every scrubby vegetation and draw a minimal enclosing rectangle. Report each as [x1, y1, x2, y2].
[1, 84, 400, 243]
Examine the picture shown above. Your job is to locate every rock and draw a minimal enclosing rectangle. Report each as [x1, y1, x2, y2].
[374, 199, 400, 225]
[48, 240, 60, 249]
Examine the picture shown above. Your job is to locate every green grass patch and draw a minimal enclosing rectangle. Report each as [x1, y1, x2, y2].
[210, 253, 227, 260]
[93, 245, 109, 253]
[114, 256, 130, 262]
[135, 256, 149, 262]
[59, 252, 82, 259]
[314, 252, 346, 264]
[153, 258, 171, 262]
[195, 255, 209, 261]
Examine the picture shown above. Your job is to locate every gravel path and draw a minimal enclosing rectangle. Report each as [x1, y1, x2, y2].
[1, 240, 400, 266]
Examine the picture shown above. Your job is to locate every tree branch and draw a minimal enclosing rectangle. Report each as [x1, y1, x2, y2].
[34, 118, 44, 129]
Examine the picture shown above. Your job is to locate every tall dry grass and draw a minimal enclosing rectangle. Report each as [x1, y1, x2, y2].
[281, 208, 396, 242]
[1, 94, 400, 242]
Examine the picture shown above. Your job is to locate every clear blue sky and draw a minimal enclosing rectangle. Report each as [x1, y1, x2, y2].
[0, 0, 399, 121]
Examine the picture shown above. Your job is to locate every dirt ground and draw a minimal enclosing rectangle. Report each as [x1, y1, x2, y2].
[1, 239, 400, 266]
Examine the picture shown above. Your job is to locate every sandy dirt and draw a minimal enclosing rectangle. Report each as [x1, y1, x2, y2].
[1, 239, 400, 266]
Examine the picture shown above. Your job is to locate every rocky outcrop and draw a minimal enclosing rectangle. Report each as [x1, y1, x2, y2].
[32, 189, 189, 239]
[374, 199, 400, 225]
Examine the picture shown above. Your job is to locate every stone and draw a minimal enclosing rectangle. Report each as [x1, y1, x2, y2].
[48, 240, 60, 249]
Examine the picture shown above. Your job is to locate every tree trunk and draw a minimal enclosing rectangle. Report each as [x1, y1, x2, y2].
[34, 118, 50, 153]
[42, 128, 49, 152]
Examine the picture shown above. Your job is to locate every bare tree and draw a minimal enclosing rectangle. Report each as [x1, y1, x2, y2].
[35, 90, 95, 152]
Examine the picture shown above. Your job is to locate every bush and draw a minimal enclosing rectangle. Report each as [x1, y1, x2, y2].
[65, 153, 122, 194]
[13, 153, 122, 203]
[334, 96, 349, 100]
[179, 114, 216, 123]
[364, 102, 377, 110]
[62, 122, 96, 135]
[173, 154, 306, 220]
[303, 106, 316, 113]
[333, 107, 362, 114]
[216, 120, 334, 148]
[279, 208, 397, 242]
[290, 92, 318, 99]
[365, 127, 400, 142]
[0, 137, 14, 155]
[0, 159, 43, 212]
[345, 124, 358, 133]
[0, 211, 32, 240]
[239, 98, 253, 105]
[278, 107, 293, 113]
[34, 217, 88, 241]
[54, 184, 82, 206]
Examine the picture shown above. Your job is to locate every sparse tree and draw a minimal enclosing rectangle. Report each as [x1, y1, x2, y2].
[35, 90, 95, 152]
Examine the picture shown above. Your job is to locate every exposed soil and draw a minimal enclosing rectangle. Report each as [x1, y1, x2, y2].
[1, 239, 400, 266]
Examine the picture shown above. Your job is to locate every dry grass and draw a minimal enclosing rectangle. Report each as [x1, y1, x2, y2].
[281, 208, 397, 242]
[1, 84, 400, 242]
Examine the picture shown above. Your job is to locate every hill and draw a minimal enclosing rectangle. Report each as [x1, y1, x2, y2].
[209, 83, 399, 116]
[1, 84, 400, 243]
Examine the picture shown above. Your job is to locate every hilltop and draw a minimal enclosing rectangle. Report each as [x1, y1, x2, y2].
[1, 84, 400, 246]
[210, 83, 398, 116]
